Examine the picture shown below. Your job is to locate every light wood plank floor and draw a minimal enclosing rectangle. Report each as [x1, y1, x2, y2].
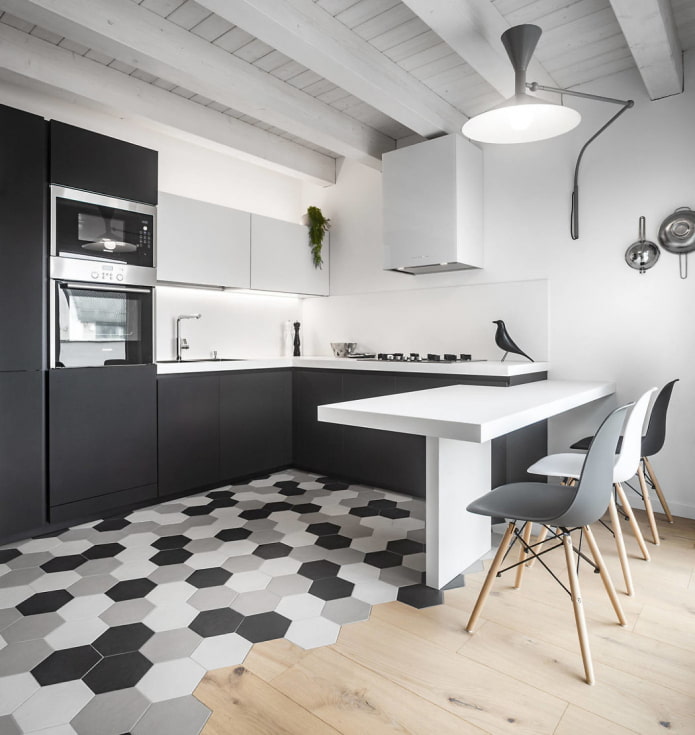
[195, 510, 695, 735]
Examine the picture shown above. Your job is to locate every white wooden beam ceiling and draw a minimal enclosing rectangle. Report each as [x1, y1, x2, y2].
[0, 23, 336, 185]
[609, 0, 683, 99]
[194, 0, 466, 137]
[400, 0, 558, 100]
[0, 0, 394, 168]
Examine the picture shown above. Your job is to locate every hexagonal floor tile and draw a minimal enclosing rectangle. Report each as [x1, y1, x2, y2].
[92, 623, 154, 656]
[31, 645, 101, 686]
[135, 658, 206, 703]
[285, 617, 340, 649]
[140, 628, 202, 664]
[189, 608, 243, 638]
[71, 687, 150, 735]
[236, 612, 290, 644]
[13, 680, 93, 732]
[191, 632, 252, 670]
[132, 694, 210, 735]
[82, 651, 152, 694]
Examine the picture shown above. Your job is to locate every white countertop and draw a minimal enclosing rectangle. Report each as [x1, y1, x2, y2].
[318, 380, 615, 442]
[156, 356, 547, 376]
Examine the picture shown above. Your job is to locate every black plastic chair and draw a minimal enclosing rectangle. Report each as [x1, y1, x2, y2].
[465, 403, 632, 685]
[571, 379, 678, 543]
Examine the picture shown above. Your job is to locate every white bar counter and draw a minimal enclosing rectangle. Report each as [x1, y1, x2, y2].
[319, 380, 615, 589]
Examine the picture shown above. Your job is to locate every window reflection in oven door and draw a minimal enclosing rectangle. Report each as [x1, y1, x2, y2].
[52, 282, 154, 368]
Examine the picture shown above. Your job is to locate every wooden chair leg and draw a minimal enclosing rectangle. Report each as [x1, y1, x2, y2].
[561, 531, 595, 685]
[583, 525, 626, 626]
[527, 525, 549, 568]
[514, 522, 533, 589]
[608, 494, 634, 596]
[644, 456, 674, 523]
[637, 464, 660, 545]
[466, 522, 515, 633]
[614, 482, 650, 561]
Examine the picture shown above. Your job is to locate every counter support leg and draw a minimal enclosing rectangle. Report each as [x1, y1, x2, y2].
[425, 437, 492, 589]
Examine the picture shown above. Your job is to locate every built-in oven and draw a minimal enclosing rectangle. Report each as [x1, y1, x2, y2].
[50, 259, 155, 368]
[50, 185, 156, 271]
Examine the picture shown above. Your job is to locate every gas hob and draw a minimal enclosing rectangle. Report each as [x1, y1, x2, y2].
[351, 352, 485, 363]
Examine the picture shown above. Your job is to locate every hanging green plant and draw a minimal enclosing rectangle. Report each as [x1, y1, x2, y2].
[305, 205, 330, 269]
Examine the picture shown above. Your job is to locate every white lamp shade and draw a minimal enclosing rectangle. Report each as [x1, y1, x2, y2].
[462, 94, 581, 144]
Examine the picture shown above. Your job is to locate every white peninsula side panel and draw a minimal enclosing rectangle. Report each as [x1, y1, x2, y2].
[157, 192, 251, 288]
[250, 214, 329, 296]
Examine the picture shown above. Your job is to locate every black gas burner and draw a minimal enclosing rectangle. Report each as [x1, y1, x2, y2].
[369, 352, 474, 363]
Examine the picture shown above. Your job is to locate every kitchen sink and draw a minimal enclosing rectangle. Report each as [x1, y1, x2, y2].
[157, 358, 246, 363]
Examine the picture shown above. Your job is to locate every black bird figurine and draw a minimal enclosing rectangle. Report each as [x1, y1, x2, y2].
[492, 320, 534, 362]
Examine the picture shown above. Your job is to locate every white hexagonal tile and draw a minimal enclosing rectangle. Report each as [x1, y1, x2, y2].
[13, 680, 92, 731]
[142, 602, 198, 632]
[136, 658, 206, 703]
[351, 579, 398, 605]
[232, 590, 280, 616]
[0, 671, 39, 715]
[185, 550, 229, 570]
[29, 571, 81, 593]
[114, 546, 156, 563]
[259, 557, 301, 577]
[58, 594, 112, 621]
[275, 593, 324, 621]
[402, 553, 426, 572]
[0, 585, 36, 608]
[338, 563, 380, 583]
[45, 617, 109, 650]
[185, 523, 224, 541]
[281, 531, 317, 548]
[119, 531, 160, 549]
[16, 538, 61, 554]
[109, 560, 158, 581]
[191, 633, 252, 670]
[226, 571, 270, 593]
[285, 617, 340, 649]
[48, 540, 92, 557]
[145, 581, 196, 606]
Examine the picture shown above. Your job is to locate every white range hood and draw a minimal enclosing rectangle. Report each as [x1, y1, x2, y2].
[382, 134, 483, 274]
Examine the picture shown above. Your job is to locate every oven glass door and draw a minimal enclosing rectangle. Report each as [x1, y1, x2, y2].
[54, 282, 153, 368]
[52, 187, 155, 268]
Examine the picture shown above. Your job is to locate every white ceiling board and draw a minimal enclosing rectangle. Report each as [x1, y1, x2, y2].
[672, 0, 695, 50]
[0, 22, 336, 184]
[609, 0, 683, 99]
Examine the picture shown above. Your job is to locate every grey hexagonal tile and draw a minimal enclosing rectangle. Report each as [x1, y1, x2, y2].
[140, 628, 202, 663]
[70, 686, 150, 735]
[322, 596, 371, 625]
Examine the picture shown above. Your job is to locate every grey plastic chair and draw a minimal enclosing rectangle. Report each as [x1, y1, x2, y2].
[465, 403, 632, 685]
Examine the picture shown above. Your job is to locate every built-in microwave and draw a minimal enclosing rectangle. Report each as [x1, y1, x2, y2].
[49, 259, 155, 369]
[50, 185, 156, 269]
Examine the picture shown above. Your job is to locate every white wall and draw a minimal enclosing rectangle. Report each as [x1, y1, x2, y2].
[305, 52, 695, 518]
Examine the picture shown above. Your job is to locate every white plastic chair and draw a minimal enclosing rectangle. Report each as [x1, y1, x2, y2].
[527, 387, 657, 596]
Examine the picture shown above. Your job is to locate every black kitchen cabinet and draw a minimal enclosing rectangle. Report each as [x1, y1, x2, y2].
[0, 104, 46, 372]
[49, 121, 158, 204]
[158, 373, 220, 497]
[49, 366, 157, 522]
[220, 370, 292, 479]
[0, 372, 45, 540]
[293, 369, 343, 476]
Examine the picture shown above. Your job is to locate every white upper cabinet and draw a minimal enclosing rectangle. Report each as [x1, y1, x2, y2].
[157, 192, 251, 288]
[383, 134, 483, 275]
[250, 214, 329, 296]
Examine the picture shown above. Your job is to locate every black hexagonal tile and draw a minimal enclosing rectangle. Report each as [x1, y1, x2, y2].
[151, 535, 191, 550]
[183, 505, 212, 517]
[40, 554, 87, 573]
[186, 568, 231, 589]
[17, 590, 73, 616]
[82, 651, 152, 694]
[273, 480, 300, 490]
[0, 548, 21, 564]
[240, 508, 271, 521]
[215, 528, 251, 542]
[277, 485, 305, 497]
[349, 506, 379, 518]
[31, 645, 101, 685]
[364, 551, 402, 569]
[263, 501, 292, 513]
[306, 522, 341, 537]
[106, 578, 157, 602]
[83, 543, 126, 560]
[236, 612, 290, 643]
[253, 543, 292, 560]
[387, 539, 425, 556]
[189, 608, 243, 638]
[323, 482, 349, 491]
[298, 560, 340, 581]
[93, 517, 131, 532]
[315, 535, 351, 550]
[309, 577, 355, 601]
[367, 499, 396, 509]
[397, 584, 444, 609]
[207, 496, 238, 509]
[381, 507, 410, 519]
[291, 503, 321, 515]
[92, 623, 154, 656]
[151, 549, 193, 566]
[207, 489, 234, 498]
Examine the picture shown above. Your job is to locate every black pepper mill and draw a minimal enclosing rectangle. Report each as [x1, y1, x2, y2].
[293, 321, 301, 357]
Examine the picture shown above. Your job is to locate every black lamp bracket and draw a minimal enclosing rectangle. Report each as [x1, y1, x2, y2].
[527, 81, 634, 240]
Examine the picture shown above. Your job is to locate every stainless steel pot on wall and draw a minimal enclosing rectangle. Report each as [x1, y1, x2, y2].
[658, 207, 695, 278]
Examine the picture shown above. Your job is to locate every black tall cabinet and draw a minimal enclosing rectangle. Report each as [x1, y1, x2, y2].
[0, 104, 47, 540]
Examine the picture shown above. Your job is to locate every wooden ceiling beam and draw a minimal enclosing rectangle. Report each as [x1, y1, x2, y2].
[0, 23, 336, 185]
[0, 0, 392, 167]
[195, 0, 466, 137]
[609, 0, 683, 99]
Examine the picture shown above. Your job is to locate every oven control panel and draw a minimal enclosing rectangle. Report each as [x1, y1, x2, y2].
[49, 255, 157, 287]
[89, 264, 126, 282]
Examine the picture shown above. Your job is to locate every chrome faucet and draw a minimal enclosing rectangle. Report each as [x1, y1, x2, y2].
[176, 314, 201, 361]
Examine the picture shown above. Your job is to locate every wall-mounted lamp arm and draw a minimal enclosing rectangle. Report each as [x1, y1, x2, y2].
[528, 82, 634, 239]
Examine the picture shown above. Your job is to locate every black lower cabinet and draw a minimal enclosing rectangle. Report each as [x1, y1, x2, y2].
[157, 373, 220, 497]
[0, 372, 45, 540]
[49, 366, 157, 522]
[220, 370, 292, 480]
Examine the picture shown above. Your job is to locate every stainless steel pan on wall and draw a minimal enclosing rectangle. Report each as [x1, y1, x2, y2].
[658, 207, 695, 278]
